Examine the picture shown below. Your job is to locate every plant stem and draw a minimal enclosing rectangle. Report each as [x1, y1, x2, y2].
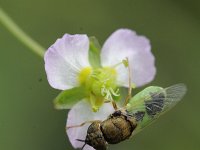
[0, 7, 45, 58]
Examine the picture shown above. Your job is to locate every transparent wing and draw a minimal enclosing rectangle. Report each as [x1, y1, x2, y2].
[127, 83, 187, 134]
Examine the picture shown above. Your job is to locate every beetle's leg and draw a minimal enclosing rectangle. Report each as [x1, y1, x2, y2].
[123, 57, 132, 107]
[66, 120, 101, 129]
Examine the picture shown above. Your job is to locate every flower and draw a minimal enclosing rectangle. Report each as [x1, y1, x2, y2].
[45, 29, 156, 111]
[44, 28, 156, 149]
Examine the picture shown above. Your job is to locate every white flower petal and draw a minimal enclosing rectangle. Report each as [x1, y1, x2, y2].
[44, 34, 91, 90]
[67, 100, 115, 149]
[101, 29, 156, 87]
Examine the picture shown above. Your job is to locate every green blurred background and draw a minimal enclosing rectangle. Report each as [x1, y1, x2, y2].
[0, 0, 199, 150]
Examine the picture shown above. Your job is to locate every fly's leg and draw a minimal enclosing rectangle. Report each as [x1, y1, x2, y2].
[123, 57, 132, 107]
[104, 99, 118, 110]
[66, 120, 101, 129]
[112, 101, 118, 110]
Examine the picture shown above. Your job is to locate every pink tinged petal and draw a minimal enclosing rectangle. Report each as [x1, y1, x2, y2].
[67, 100, 115, 149]
[101, 29, 156, 87]
[44, 34, 91, 90]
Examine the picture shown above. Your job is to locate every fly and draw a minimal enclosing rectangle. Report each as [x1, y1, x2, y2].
[67, 59, 187, 150]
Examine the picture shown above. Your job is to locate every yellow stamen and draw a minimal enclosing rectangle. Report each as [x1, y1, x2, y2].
[78, 67, 92, 85]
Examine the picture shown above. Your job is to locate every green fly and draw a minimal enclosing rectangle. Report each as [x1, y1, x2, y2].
[67, 61, 187, 150]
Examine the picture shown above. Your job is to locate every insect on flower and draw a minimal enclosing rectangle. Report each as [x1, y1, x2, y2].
[67, 60, 187, 150]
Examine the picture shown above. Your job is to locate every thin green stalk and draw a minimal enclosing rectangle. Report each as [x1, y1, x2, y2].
[0, 7, 45, 58]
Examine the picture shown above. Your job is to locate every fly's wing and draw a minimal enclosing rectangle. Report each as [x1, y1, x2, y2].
[126, 83, 187, 135]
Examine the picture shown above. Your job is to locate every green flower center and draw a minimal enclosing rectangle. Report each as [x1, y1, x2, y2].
[78, 67, 118, 111]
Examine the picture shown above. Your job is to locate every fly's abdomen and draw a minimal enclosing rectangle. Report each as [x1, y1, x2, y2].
[101, 115, 136, 144]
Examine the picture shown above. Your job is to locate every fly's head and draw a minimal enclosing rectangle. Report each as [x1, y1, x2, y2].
[80, 121, 107, 150]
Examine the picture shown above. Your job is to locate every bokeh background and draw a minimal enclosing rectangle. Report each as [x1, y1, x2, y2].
[0, 0, 199, 150]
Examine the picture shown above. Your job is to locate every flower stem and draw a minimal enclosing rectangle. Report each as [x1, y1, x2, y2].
[0, 7, 45, 58]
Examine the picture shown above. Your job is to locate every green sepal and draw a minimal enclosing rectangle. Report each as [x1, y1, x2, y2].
[89, 36, 101, 68]
[54, 86, 86, 109]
